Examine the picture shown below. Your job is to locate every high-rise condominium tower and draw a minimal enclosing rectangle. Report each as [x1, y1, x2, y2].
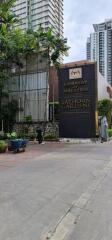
[12, 0, 63, 37]
[86, 19, 112, 85]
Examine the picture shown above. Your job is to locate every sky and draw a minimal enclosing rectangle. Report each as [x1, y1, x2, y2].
[64, 0, 112, 63]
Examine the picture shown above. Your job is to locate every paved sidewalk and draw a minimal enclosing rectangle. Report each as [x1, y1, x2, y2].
[0, 142, 112, 240]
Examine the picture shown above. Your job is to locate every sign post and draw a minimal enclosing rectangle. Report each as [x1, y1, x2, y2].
[58, 63, 98, 138]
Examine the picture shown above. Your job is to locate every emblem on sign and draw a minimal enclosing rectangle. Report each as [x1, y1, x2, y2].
[69, 68, 82, 79]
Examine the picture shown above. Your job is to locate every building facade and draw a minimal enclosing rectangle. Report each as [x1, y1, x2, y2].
[86, 19, 112, 85]
[7, 54, 49, 122]
[12, 0, 63, 37]
[86, 37, 91, 60]
[10, 0, 64, 122]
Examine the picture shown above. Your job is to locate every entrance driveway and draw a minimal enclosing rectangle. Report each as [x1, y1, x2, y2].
[0, 142, 112, 240]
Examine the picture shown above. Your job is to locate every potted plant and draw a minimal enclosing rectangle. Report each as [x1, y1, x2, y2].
[7, 132, 17, 151]
[0, 140, 8, 153]
[7, 132, 28, 153]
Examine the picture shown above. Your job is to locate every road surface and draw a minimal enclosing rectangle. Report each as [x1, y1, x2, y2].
[0, 141, 112, 240]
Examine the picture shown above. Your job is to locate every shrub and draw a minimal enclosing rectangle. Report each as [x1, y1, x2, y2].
[0, 133, 11, 140]
[97, 99, 112, 127]
[44, 133, 58, 141]
[0, 134, 6, 140]
[6, 132, 17, 139]
[1, 100, 19, 132]
[17, 132, 36, 140]
[17, 133, 28, 139]
[108, 129, 112, 137]
[28, 133, 36, 140]
[0, 140, 8, 153]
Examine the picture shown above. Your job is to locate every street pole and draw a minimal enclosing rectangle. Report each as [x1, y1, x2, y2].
[53, 84, 54, 122]
[18, 98, 21, 122]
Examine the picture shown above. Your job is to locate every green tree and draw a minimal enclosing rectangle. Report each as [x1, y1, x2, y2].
[34, 27, 69, 68]
[1, 99, 19, 131]
[0, 0, 26, 131]
[0, 1, 69, 131]
[0, 0, 18, 27]
[97, 99, 112, 127]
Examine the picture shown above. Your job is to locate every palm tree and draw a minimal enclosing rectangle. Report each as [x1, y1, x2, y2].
[35, 27, 69, 68]
[0, 0, 18, 31]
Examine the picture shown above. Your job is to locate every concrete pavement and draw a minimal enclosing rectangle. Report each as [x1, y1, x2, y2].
[0, 142, 112, 239]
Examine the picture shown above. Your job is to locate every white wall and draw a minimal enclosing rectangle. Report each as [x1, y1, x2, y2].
[98, 71, 111, 100]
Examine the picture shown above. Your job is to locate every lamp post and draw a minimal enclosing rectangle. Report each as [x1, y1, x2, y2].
[11, 66, 21, 122]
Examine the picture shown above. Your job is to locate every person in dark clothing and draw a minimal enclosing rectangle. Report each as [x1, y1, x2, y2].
[36, 127, 43, 144]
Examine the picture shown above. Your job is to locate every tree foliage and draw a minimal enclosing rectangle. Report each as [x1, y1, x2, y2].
[0, 99, 19, 132]
[0, 0, 69, 131]
[97, 99, 112, 127]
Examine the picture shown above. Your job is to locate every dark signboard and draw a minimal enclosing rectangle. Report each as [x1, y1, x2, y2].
[58, 63, 98, 138]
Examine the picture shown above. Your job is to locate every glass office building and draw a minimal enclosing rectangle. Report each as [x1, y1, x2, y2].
[87, 19, 112, 85]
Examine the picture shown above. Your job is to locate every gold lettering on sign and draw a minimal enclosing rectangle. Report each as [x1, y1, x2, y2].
[64, 79, 88, 96]
[61, 98, 90, 112]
